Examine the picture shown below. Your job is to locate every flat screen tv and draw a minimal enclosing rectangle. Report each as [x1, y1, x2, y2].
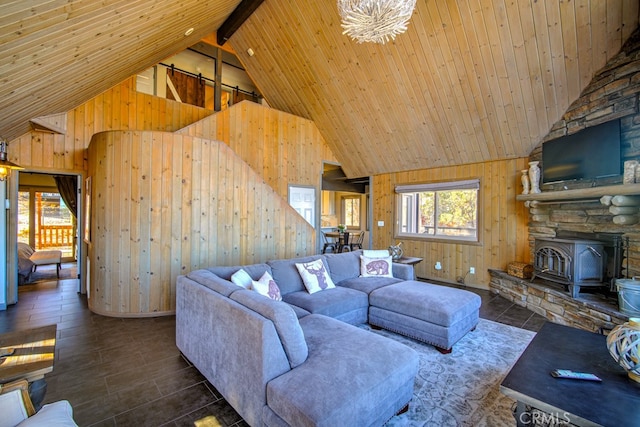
[542, 119, 622, 184]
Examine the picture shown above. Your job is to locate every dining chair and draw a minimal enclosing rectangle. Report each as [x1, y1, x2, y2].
[321, 231, 337, 254]
[349, 231, 365, 251]
[339, 232, 351, 252]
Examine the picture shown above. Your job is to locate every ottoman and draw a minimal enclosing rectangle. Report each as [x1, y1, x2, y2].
[369, 280, 481, 353]
[30, 249, 62, 278]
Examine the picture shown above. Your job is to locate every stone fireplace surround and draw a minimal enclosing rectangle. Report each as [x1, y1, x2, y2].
[489, 28, 640, 333]
[489, 269, 627, 334]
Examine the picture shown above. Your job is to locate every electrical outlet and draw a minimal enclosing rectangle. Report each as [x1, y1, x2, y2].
[470, 267, 475, 274]
[435, 261, 442, 270]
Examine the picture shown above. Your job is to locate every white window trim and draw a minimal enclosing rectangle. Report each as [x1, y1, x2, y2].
[395, 179, 480, 243]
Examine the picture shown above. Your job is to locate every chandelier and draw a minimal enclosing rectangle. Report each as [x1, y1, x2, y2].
[337, 0, 417, 44]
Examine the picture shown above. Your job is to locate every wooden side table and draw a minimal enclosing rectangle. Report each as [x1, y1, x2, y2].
[0, 324, 57, 410]
[393, 257, 423, 279]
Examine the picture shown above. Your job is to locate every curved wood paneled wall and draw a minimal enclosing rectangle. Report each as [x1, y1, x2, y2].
[88, 131, 315, 317]
[7, 78, 213, 304]
[372, 158, 530, 290]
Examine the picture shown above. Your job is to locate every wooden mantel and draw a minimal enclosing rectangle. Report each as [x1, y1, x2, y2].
[516, 183, 640, 203]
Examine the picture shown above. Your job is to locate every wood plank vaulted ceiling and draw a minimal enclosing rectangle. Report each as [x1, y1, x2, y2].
[2, 0, 639, 178]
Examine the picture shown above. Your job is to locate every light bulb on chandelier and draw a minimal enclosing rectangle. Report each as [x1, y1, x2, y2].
[337, 0, 417, 44]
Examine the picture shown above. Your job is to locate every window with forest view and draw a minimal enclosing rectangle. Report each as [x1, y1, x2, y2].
[342, 196, 360, 229]
[396, 180, 479, 242]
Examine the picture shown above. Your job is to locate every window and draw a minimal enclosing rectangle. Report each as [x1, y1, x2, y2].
[396, 179, 479, 242]
[342, 196, 360, 229]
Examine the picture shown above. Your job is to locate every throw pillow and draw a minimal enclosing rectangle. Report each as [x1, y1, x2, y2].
[251, 271, 282, 301]
[230, 268, 253, 289]
[295, 259, 336, 294]
[363, 249, 390, 258]
[360, 255, 393, 278]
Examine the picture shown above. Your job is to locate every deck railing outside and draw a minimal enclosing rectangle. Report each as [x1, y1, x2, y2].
[36, 225, 74, 249]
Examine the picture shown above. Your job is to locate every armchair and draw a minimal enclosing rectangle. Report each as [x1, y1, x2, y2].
[0, 379, 77, 427]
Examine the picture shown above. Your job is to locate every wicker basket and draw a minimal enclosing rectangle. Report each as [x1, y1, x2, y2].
[507, 262, 533, 279]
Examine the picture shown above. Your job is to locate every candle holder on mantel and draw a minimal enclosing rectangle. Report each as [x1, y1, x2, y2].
[528, 161, 541, 194]
[520, 169, 530, 195]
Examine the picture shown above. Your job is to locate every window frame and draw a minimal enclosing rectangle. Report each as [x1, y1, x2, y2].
[394, 179, 480, 244]
[341, 195, 361, 230]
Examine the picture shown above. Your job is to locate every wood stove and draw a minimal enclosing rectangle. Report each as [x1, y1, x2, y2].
[531, 237, 605, 298]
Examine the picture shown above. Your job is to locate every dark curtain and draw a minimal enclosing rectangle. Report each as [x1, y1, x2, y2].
[54, 175, 78, 219]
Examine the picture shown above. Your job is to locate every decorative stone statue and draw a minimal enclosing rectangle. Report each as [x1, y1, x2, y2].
[528, 161, 541, 194]
[521, 169, 530, 195]
[388, 242, 403, 260]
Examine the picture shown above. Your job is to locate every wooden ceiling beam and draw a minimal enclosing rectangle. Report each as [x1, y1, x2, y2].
[216, 0, 264, 46]
[201, 32, 237, 55]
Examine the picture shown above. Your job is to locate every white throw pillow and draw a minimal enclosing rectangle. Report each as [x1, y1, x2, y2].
[363, 249, 390, 258]
[251, 271, 282, 301]
[295, 259, 336, 294]
[360, 255, 393, 278]
[230, 269, 253, 289]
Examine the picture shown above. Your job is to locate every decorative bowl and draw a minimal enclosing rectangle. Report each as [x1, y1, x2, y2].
[607, 318, 640, 383]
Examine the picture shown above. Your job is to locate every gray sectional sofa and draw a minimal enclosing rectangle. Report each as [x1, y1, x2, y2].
[176, 250, 481, 426]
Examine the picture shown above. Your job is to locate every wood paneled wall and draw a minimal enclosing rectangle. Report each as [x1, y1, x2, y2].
[6, 78, 213, 305]
[178, 101, 337, 200]
[9, 77, 213, 172]
[372, 158, 531, 290]
[88, 131, 315, 317]
[8, 78, 336, 316]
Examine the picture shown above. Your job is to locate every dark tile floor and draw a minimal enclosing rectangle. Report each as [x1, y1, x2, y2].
[0, 265, 546, 426]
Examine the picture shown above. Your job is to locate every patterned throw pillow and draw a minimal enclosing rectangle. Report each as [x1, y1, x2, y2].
[230, 268, 253, 289]
[360, 255, 393, 278]
[295, 259, 336, 294]
[251, 271, 282, 301]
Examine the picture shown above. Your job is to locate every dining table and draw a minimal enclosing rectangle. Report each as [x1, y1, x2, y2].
[325, 231, 351, 252]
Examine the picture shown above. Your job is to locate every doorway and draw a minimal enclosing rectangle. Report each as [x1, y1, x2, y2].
[15, 172, 81, 289]
[321, 163, 371, 252]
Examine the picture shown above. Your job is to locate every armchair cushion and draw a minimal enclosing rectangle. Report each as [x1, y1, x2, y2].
[0, 389, 30, 427]
[17, 401, 77, 427]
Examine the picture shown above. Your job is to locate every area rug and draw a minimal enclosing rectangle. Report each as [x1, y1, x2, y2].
[26, 263, 77, 284]
[381, 319, 536, 427]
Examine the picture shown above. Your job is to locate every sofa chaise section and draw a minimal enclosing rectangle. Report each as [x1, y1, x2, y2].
[264, 314, 418, 427]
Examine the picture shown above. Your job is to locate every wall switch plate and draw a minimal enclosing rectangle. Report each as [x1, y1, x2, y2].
[470, 267, 475, 274]
[377, 220, 384, 226]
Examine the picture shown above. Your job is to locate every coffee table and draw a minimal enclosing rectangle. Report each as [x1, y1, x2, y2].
[0, 325, 57, 409]
[500, 322, 640, 426]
